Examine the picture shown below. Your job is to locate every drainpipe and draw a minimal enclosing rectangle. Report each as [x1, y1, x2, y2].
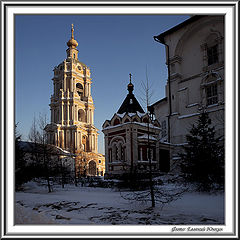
[153, 36, 172, 144]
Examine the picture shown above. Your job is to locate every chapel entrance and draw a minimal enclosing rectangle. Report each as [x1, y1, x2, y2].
[88, 160, 97, 176]
[159, 149, 170, 172]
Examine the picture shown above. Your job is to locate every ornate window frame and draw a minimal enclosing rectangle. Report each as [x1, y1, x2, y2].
[201, 31, 224, 72]
[200, 71, 224, 107]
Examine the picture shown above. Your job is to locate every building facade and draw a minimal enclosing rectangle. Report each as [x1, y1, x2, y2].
[45, 25, 105, 177]
[151, 15, 224, 169]
[102, 76, 170, 179]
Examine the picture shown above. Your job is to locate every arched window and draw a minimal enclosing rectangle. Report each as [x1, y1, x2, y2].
[132, 118, 138, 122]
[124, 118, 130, 123]
[88, 160, 96, 176]
[76, 83, 84, 100]
[201, 32, 223, 71]
[78, 109, 85, 122]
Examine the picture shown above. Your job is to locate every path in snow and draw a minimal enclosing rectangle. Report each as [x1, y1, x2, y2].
[15, 182, 224, 225]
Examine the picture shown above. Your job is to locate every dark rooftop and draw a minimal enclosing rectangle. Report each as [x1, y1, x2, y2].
[117, 75, 144, 114]
[154, 15, 207, 43]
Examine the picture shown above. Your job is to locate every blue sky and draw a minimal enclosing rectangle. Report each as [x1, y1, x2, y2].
[15, 14, 189, 154]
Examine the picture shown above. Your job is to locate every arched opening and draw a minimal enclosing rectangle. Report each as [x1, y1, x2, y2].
[124, 118, 130, 123]
[88, 160, 97, 176]
[132, 118, 138, 122]
[78, 109, 85, 122]
[142, 117, 149, 123]
[113, 118, 120, 126]
[76, 83, 84, 100]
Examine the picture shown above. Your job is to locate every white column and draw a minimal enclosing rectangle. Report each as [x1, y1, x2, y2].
[75, 105, 78, 121]
[88, 83, 91, 96]
[91, 110, 94, 124]
[62, 130, 65, 149]
[67, 103, 69, 125]
[71, 78, 73, 92]
[92, 135, 95, 151]
[61, 103, 64, 124]
[64, 75, 66, 91]
[85, 82, 88, 96]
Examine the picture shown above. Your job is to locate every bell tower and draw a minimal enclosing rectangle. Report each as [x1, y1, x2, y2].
[45, 24, 105, 176]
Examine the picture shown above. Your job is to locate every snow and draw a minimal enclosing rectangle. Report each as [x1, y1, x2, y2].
[178, 87, 187, 92]
[102, 121, 161, 130]
[186, 103, 199, 108]
[138, 134, 157, 140]
[15, 180, 224, 225]
[116, 113, 125, 118]
[115, 112, 146, 119]
[136, 111, 146, 117]
[178, 112, 200, 119]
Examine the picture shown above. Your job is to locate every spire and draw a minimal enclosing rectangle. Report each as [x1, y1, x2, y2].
[127, 73, 134, 94]
[71, 23, 74, 39]
[67, 24, 78, 48]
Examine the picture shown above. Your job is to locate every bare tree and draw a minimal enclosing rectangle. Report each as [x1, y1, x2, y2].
[28, 113, 52, 192]
[38, 113, 52, 192]
[141, 67, 155, 207]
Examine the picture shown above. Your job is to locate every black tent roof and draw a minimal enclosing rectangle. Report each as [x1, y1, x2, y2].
[117, 76, 144, 114]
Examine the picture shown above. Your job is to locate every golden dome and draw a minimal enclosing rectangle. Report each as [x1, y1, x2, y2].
[67, 24, 78, 48]
[67, 38, 78, 48]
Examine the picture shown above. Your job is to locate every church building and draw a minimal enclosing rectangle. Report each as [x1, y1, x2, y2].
[45, 25, 105, 177]
[102, 75, 170, 179]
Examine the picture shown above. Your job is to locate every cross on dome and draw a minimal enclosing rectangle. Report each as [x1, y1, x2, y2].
[71, 23, 74, 39]
[67, 24, 78, 48]
[128, 73, 134, 94]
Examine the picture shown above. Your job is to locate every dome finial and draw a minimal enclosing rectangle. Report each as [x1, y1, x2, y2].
[127, 73, 134, 94]
[71, 23, 74, 39]
[129, 73, 132, 84]
[67, 24, 78, 48]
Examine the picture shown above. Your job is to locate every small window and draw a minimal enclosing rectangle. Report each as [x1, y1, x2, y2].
[73, 53, 76, 59]
[206, 84, 218, 105]
[99, 160, 101, 163]
[162, 120, 167, 137]
[207, 45, 218, 65]
[130, 99, 133, 104]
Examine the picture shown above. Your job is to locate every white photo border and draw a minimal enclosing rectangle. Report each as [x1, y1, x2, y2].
[1, 1, 238, 238]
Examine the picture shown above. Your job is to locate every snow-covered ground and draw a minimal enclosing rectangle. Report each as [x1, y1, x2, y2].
[15, 181, 224, 225]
